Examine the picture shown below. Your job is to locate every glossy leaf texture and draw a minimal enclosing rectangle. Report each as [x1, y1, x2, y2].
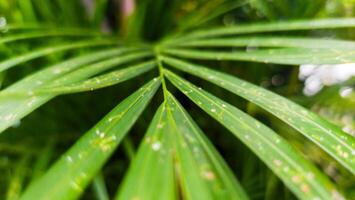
[170, 18, 355, 42]
[19, 78, 161, 200]
[162, 48, 355, 65]
[0, 48, 151, 133]
[164, 69, 344, 200]
[117, 92, 248, 200]
[26, 60, 156, 95]
[170, 36, 355, 49]
[162, 56, 355, 174]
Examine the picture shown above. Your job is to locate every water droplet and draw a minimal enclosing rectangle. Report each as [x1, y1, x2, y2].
[301, 183, 310, 193]
[70, 181, 82, 192]
[0, 17, 7, 28]
[157, 123, 164, 129]
[66, 156, 73, 163]
[292, 175, 300, 183]
[152, 141, 161, 151]
[342, 152, 349, 158]
[4, 114, 14, 121]
[211, 108, 216, 113]
[306, 172, 314, 179]
[201, 170, 215, 180]
[208, 75, 215, 80]
[273, 159, 282, 167]
[111, 135, 117, 141]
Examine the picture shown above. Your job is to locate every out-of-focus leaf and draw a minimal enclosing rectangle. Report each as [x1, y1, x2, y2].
[0, 39, 118, 72]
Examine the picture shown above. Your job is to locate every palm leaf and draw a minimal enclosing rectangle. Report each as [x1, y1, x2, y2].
[162, 48, 355, 65]
[0, 49, 150, 133]
[162, 56, 355, 174]
[31, 61, 156, 95]
[170, 36, 355, 49]
[117, 92, 248, 200]
[19, 78, 161, 200]
[0, 39, 118, 72]
[172, 18, 355, 41]
[0, 30, 103, 44]
[164, 69, 344, 200]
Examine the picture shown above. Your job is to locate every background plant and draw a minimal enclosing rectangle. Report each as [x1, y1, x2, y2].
[0, 0, 354, 200]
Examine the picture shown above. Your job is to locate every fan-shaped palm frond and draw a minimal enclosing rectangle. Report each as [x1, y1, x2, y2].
[0, 1, 354, 200]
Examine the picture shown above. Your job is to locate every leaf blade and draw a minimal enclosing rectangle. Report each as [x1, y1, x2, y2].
[0, 49, 149, 133]
[165, 93, 249, 200]
[116, 104, 176, 200]
[164, 69, 344, 200]
[0, 39, 118, 72]
[172, 18, 355, 41]
[162, 48, 355, 65]
[162, 56, 355, 174]
[28, 60, 156, 95]
[20, 78, 161, 200]
[170, 36, 355, 49]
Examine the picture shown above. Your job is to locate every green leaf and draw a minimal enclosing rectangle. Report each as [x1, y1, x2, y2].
[0, 30, 103, 44]
[165, 93, 248, 200]
[0, 48, 149, 133]
[170, 36, 355, 49]
[162, 48, 355, 65]
[164, 69, 344, 200]
[26, 60, 156, 95]
[19, 78, 161, 200]
[117, 93, 248, 200]
[171, 18, 355, 41]
[0, 39, 118, 73]
[92, 173, 109, 200]
[162, 56, 355, 174]
[116, 103, 176, 200]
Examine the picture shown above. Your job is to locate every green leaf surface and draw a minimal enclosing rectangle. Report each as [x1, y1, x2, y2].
[0, 48, 149, 133]
[0, 39, 118, 72]
[162, 56, 355, 174]
[116, 103, 176, 200]
[117, 93, 248, 200]
[30, 60, 156, 95]
[164, 69, 344, 200]
[172, 18, 355, 41]
[165, 93, 248, 200]
[170, 36, 355, 49]
[0, 31, 103, 44]
[20, 78, 161, 200]
[162, 48, 355, 65]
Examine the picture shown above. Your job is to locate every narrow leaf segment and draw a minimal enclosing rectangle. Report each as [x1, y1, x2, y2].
[117, 92, 248, 200]
[162, 56, 355, 174]
[165, 69, 345, 200]
[20, 78, 161, 200]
